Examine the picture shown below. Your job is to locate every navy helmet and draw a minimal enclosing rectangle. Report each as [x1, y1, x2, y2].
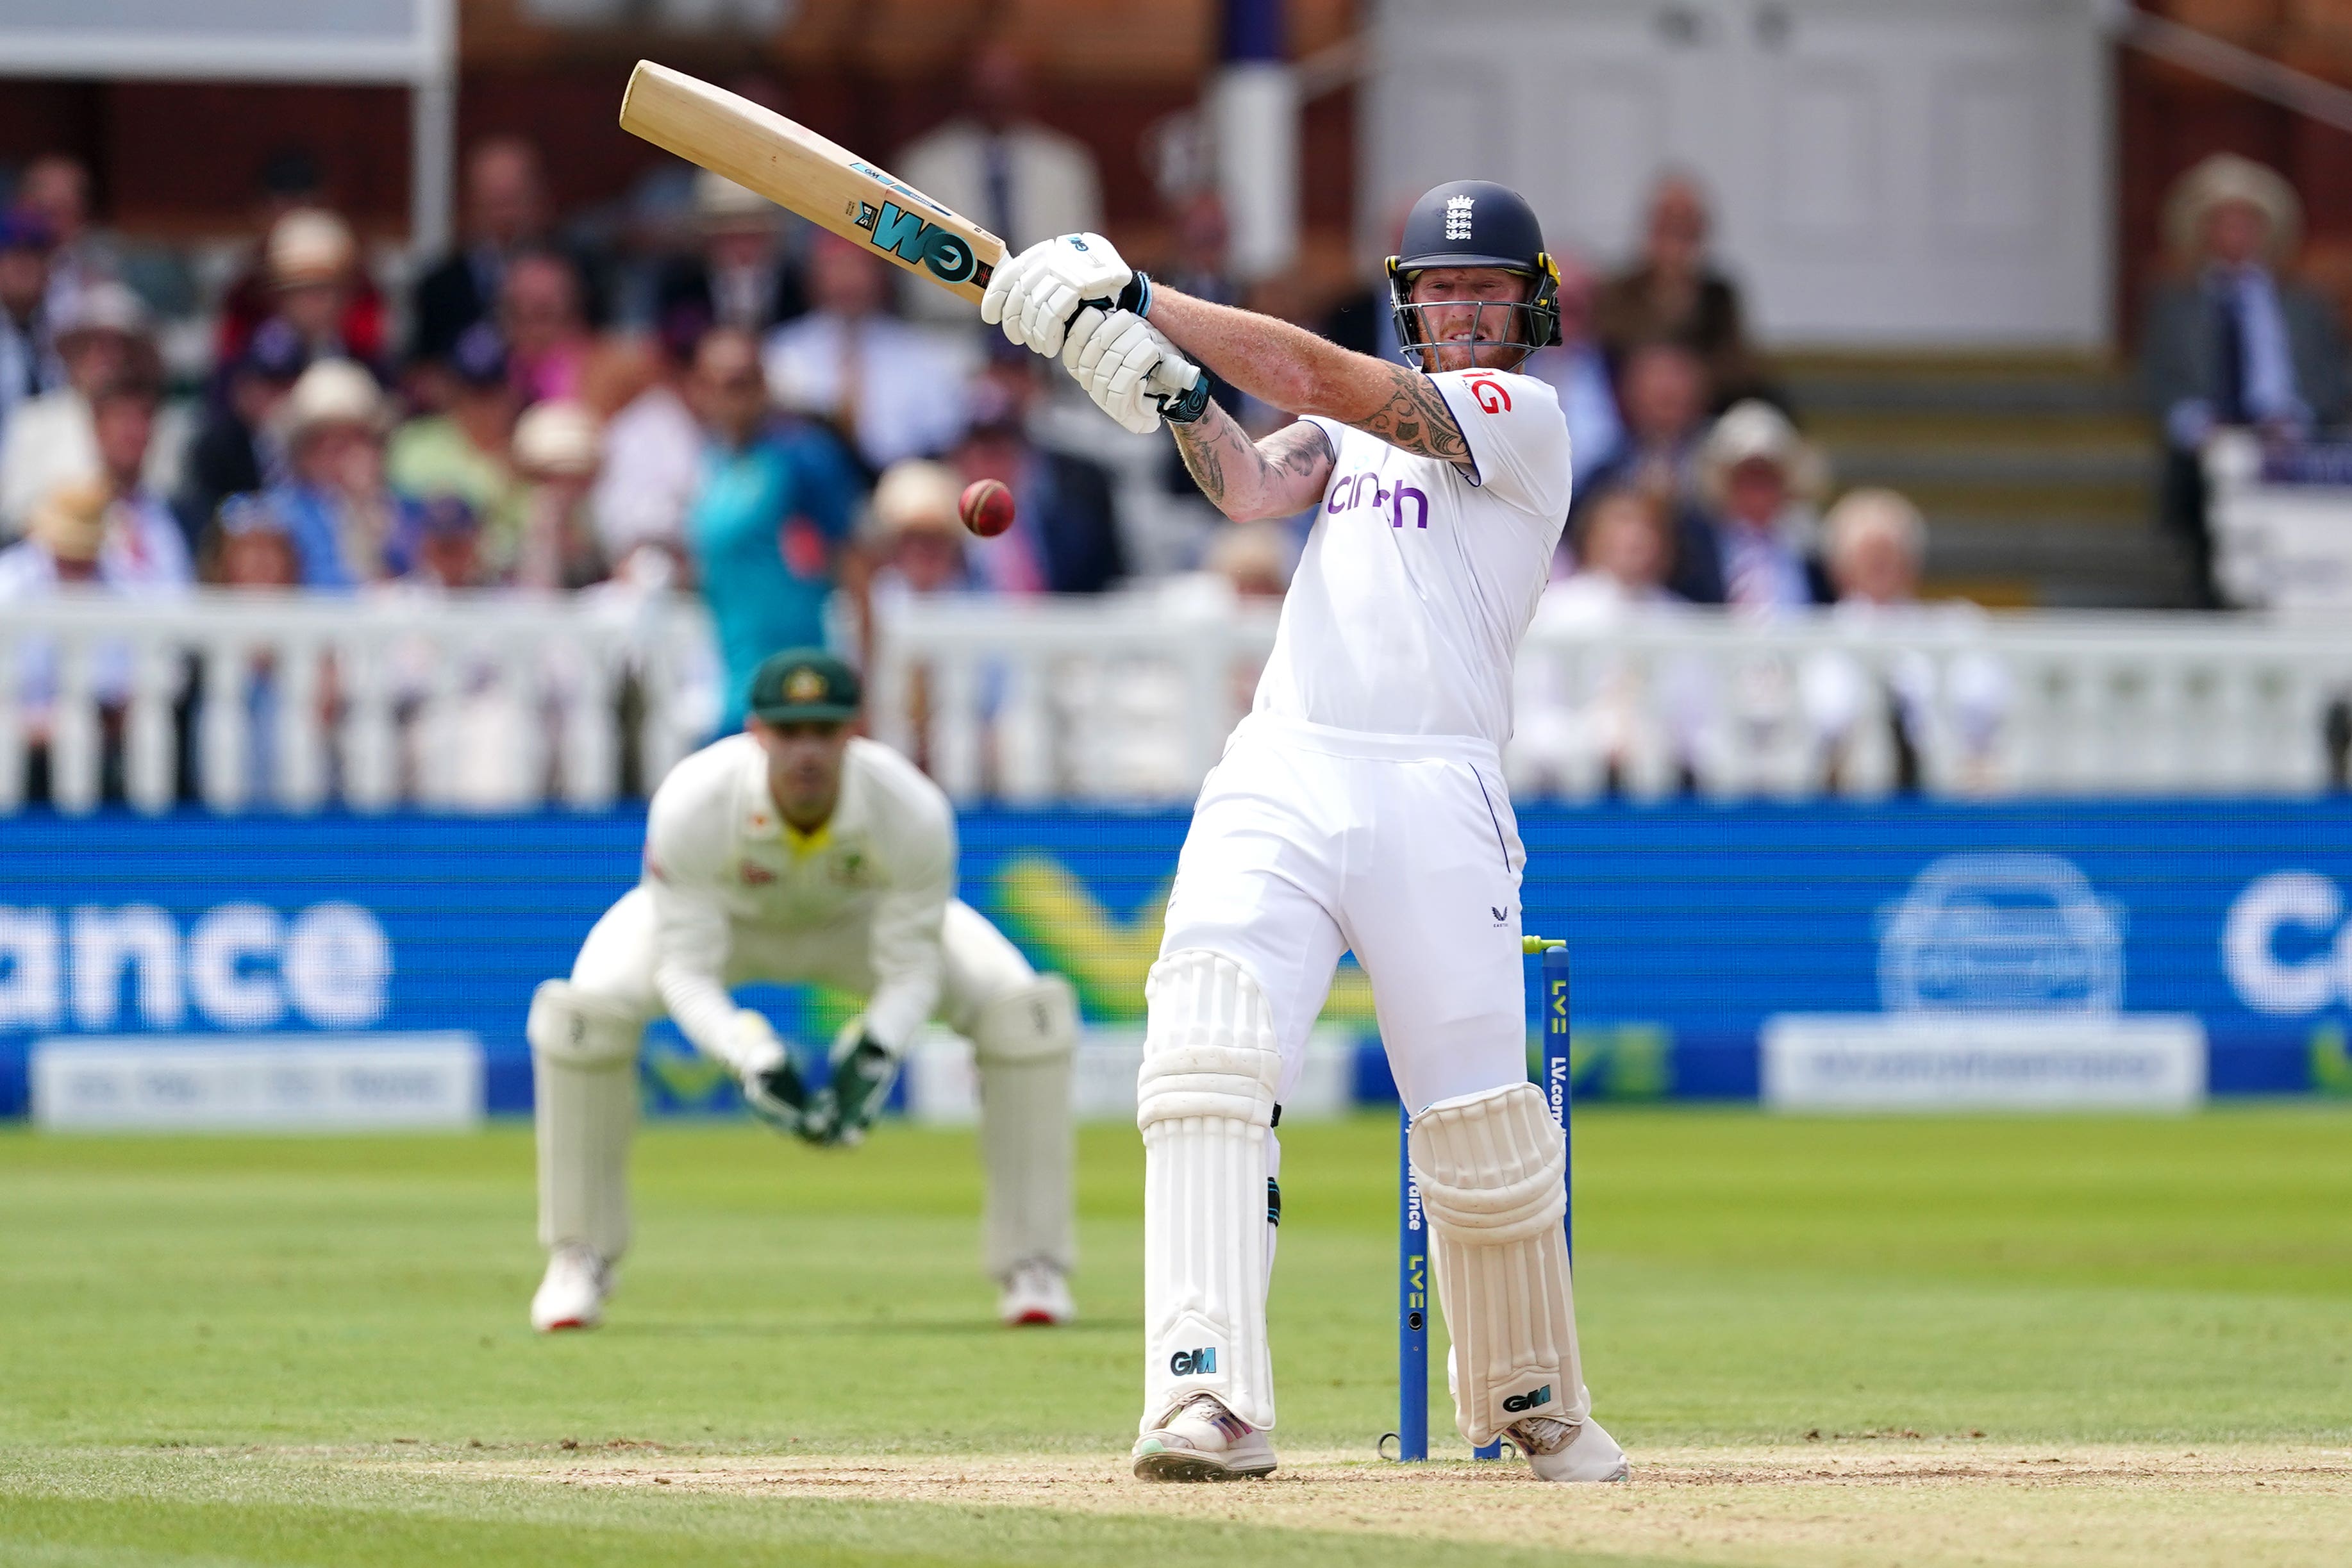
[1385, 179, 1561, 368]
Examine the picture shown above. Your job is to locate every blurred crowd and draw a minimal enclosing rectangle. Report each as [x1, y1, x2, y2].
[6, 42, 2340, 797]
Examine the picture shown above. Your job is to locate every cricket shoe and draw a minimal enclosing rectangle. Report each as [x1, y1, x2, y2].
[530, 1243, 613, 1333]
[1131, 1393, 1278, 1481]
[997, 1260, 1075, 1326]
[1507, 1414, 1630, 1483]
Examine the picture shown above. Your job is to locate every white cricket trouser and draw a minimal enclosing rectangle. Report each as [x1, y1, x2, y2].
[1160, 712, 1532, 1116]
[551, 890, 1074, 1278]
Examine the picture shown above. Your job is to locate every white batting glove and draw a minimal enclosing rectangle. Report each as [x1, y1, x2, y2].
[1063, 308, 1203, 435]
[980, 233, 1132, 358]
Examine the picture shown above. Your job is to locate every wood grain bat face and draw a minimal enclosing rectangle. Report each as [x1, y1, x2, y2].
[619, 61, 1006, 306]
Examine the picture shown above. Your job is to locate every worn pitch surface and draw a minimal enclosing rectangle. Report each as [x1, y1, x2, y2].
[3, 1112, 2346, 1565]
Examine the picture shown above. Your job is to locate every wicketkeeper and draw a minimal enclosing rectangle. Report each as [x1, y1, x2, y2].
[526, 649, 1078, 1332]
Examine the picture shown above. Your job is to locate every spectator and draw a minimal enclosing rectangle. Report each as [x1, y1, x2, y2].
[89, 374, 193, 590]
[895, 37, 1103, 322]
[387, 323, 526, 574]
[501, 249, 594, 405]
[1519, 250, 1626, 492]
[585, 335, 700, 567]
[1319, 198, 1414, 364]
[763, 233, 971, 475]
[1597, 172, 1768, 410]
[512, 399, 606, 591]
[392, 496, 488, 591]
[0, 209, 61, 441]
[686, 326, 863, 731]
[263, 359, 406, 589]
[176, 318, 307, 556]
[951, 351, 1124, 594]
[1204, 523, 1290, 601]
[652, 171, 808, 350]
[868, 458, 973, 600]
[211, 496, 301, 590]
[1693, 400, 1831, 610]
[217, 208, 387, 374]
[0, 281, 163, 536]
[409, 138, 558, 365]
[1512, 487, 1705, 797]
[1575, 340, 1715, 591]
[16, 155, 114, 328]
[0, 472, 193, 805]
[1801, 488, 2006, 793]
[2144, 153, 2349, 608]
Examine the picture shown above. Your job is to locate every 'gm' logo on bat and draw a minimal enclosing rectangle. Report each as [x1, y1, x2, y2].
[1501, 1384, 1553, 1413]
[853, 199, 994, 288]
[1169, 1347, 1218, 1376]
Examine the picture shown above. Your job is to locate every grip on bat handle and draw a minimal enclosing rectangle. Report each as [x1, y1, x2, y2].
[1149, 358, 1210, 424]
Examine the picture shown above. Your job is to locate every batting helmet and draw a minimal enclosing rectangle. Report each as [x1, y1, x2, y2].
[1386, 179, 1562, 369]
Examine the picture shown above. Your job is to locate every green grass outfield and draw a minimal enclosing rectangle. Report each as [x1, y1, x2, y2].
[2, 1108, 2348, 1566]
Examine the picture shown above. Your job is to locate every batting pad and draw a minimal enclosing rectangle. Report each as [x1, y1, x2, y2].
[971, 976, 1078, 1278]
[528, 979, 646, 1263]
[1137, 950, 1281, 1431]
[1410, 1080, 1590, 1444]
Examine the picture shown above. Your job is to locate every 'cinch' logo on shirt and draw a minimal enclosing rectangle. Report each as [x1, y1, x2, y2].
[1326, 471, 1430, 530]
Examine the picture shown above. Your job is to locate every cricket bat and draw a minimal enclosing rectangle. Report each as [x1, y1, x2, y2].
[619, 61, 1203, 409]
[620, 60, 1005, 303]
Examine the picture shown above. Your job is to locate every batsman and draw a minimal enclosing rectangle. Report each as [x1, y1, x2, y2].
[987, 182, 1627, 1483]
[524, 649, 1079, 1333]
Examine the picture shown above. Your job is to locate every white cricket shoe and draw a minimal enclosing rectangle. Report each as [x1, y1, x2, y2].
[1131, 1392, 1278, 1481]
[997, 1260, 1075, 1327]
[530, 1243, 612, 1333]
[1508, 1414, 1630, 1483]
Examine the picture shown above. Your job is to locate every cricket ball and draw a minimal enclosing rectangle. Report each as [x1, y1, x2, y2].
[960, 478, 1015, 538]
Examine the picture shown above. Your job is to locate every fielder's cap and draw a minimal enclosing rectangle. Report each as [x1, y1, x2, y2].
[748, 648, 861, 724]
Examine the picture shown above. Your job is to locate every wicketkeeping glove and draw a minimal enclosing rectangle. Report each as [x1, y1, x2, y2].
[804, 1027, 899, 1147]
[724, 1011, 817, 1139]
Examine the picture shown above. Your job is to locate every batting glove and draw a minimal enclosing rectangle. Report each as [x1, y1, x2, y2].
[982, 233, 1133, 358]
[1063, 308, 1208, 435]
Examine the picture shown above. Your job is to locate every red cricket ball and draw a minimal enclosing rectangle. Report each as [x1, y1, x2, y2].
[960, 478, 1015, 538]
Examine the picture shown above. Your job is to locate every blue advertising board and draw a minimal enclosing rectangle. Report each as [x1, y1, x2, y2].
[3, 801, 2350, 1117]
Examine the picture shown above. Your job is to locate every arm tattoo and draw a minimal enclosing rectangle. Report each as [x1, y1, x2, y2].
[1170, 399, 1254, 510]
[1261, 419, 1334, 481]
[1172, 403, 1337, 520]
[1348, 362, 1471, 465]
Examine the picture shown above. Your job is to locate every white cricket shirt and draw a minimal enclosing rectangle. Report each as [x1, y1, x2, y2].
[1258, 368, 1572, 749]
[640, 733, 955, 1060]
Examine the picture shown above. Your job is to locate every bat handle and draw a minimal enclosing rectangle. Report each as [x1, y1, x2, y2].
[1151, 360, 1211, 424]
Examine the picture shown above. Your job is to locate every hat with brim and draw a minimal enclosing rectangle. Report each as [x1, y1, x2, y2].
[54, 280, 149, 352]
[1699, 399, 1828, 510]
[695, 169, 780, 233]
[748, 648, 861, 724]
[868, 458, 963, 544]
[277, 358, 386, 445]
[2165, 153, 2301, 269]
[30, 478, 112, 564]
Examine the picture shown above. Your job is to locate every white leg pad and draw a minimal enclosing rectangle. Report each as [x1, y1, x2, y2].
[1409, 1080, 1590, 1444]
[1137, 950, 1281, 1432]
[529, 978, 646, 1264]
[971, 974, 1078, 1278]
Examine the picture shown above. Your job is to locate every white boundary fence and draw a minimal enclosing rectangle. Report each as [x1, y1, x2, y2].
[5, 590, 2351, 812]
[0, 590, 713, 815]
